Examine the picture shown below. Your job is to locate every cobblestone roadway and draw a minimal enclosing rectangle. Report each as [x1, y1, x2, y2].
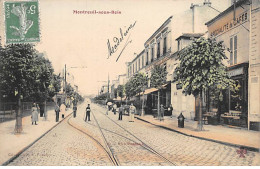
[88, 103, 260, 166]
[9, 103, 111, 166]
[9, 100, 260, 166]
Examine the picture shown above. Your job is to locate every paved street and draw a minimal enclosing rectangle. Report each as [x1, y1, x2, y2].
[8, 100, 260, 166]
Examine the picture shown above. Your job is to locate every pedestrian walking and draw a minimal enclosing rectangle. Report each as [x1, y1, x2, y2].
[129, 103, 136, 122]
[168, 104, 173, 117]
[31, 103, 38, 125]
[160, 104, 165, 121]
[73, 105, 77, 118]
[106, 101, 112, 115]
[113, 103, 117, 115]
[118, 105, 124, 120]
[60, 102, 66, 118]
[55, 103, 60, 122]
[85, 104, 91, 121]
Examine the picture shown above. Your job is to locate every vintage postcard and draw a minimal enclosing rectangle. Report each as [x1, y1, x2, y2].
[0, 0, 260, 166]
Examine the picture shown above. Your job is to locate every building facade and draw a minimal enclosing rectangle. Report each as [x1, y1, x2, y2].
[126, 1, 223, 117]
[248, 0, 260, 130]
[206, 0, 260, 130]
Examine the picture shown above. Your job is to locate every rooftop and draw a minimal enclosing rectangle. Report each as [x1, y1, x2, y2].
[144, 16, 173, 46]
[176, 33, 205, 41]
[205, 0, 249, 26]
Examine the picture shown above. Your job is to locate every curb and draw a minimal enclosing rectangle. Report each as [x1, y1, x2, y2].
[1, 111, 73, 166]
[136, 117, 260, 153]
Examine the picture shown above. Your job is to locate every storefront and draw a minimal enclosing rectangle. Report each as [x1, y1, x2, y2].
[205, 0, 252, 128]
[203, 63, 249, 127]
[143, 83, 171, 116]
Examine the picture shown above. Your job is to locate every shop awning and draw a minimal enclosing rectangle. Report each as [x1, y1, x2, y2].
[113, 96, 126, 101]
[137, 84, 168, 96]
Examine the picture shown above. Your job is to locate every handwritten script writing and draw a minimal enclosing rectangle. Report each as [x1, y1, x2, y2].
[107, 21, 137, 61]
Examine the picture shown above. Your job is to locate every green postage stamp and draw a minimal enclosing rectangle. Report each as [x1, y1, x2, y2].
[4, 1, 40, 43]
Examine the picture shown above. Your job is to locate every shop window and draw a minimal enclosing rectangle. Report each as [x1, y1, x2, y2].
[230, 79, 243, 112]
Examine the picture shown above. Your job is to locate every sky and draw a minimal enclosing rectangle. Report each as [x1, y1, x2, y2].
[0, 0, 231, 96]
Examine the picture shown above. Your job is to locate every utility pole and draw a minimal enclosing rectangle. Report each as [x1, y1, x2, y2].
[64, 64, 67, 106]
[107, 73, 110, 100]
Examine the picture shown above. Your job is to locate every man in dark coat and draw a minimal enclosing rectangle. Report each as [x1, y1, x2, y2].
[118, 105, 124, 120]
[55, 104, 60, 122]
[73, 100, 77, 118]
[85, 104, 91, 121]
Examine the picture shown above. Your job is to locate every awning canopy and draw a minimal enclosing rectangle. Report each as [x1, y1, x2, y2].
[136, 84, 168, 96]
[113, 96, 126, 101]
[143, 87, 158, 95]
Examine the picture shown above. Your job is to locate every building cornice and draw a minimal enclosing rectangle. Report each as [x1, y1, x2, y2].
[144, 16, 173, 46]
[205, 0, 249, 26]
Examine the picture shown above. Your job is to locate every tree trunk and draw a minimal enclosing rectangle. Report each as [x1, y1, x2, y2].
[14, 90, 23, 133]
[198, 90, 203, 131]
[157, 90, 160, 119]
[44, 100, 47, 121]
[139, 93, 141, 115]
[141, 91, 145, 116]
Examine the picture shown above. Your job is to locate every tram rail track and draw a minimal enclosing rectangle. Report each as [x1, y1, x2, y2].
[67, 116, 119, 166]
[88, 104, 177, 166]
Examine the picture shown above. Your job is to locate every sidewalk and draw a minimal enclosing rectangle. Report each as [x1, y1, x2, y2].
[136, 115, 260, 152]
[0, 108, 72, 165]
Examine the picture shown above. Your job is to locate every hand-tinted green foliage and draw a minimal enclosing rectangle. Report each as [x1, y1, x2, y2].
[125, 72, 148, 99]
[174, 37, 235, 96]
[0, 43, 62, 102]
[117, 85, 125, 98]
[150, 65, 167, 89]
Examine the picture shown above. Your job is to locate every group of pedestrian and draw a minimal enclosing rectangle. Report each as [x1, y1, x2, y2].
[54, 102, 67, 122]
[159, 104, 173, 121]
[106, 102, 137, 122]
[33, 100, 173, 125]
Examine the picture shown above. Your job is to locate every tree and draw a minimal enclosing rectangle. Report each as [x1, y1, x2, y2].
[0, 44, 38, 133]
[117, 85, 125, 106]
[150, 65, 167, 118]
[125, 73, 148, 110]
[174, 37, 236, 131]
[125, 80, 135, 101]
[114, 87, 118, 99]
[0, 43, 62, 132]
[131, 73, 148, 97]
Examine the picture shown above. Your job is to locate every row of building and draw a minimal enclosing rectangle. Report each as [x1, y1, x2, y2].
[99, 0, 260, 131]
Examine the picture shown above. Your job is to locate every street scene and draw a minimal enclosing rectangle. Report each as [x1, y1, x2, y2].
[0, 0, 260, 166]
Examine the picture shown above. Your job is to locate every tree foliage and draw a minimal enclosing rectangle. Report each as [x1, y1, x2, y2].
[117, 85, 125, 98]
[174, 37, 235, 96]
[125, 72, 148, 99]
[150, 65, 167, 89]
[125, 80, 135, 99]
[0, 43, 62, 102]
